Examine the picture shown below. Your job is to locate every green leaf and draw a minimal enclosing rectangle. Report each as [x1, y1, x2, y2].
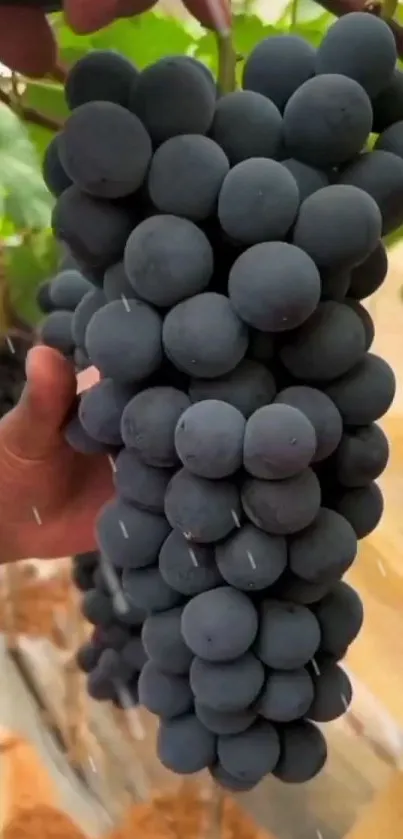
[23, 80, 69, 122]
[0, 103, 53, 231]
[6, 231, 59, 325]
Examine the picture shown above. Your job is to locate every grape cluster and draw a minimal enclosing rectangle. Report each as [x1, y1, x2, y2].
[51, 15, 397, 791]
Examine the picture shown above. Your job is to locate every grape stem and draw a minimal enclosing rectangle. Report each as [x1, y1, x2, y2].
[217, 33, 237, 94]
[0, 86, 62, 132]
[316, 0, 403, 55]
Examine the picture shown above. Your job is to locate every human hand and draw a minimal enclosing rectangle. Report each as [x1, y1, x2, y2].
[0, 345, 113, 564]
[0, 1, 148, 78]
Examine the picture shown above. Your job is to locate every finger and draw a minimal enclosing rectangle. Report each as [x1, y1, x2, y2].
[64, 0, 119, 33]
[77, 365, 100, 394]
[181, 0, 231, 34]
[0, 6, 56, 77]
[0, 346, 77, 460]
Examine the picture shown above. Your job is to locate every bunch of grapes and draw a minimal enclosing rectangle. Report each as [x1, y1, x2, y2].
[45, 11, 401, 791]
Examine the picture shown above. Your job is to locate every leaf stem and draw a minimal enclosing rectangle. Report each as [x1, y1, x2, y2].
[0, 87, 62, 132]
[290, 0, 299, 30]
[216, 32, 237, 94]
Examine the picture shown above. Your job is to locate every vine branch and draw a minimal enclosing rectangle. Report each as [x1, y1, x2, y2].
[316, 0, 403, 56]
[0, 87, 62, 132]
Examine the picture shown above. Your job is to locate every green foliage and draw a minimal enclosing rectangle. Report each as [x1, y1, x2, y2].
[1, 0, 403, 326]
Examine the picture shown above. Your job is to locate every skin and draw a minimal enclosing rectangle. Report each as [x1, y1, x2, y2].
[0, 346, 113, 563]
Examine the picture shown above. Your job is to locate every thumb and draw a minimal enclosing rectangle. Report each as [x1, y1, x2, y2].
[0, 345, 77, 461]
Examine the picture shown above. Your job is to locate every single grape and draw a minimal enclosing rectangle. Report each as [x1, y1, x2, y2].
[87, 670, 116, 702]
[76, 640, 102, 673]
[64, 412, 109, 454]
[148, 135, 229, 221]
[255, 600, 320, 670]
[280, 302, 366, 382]
[162, 292, 248, 378]
[85, 299, 162, 384]
[139, 661, 193, 718]
[189, 653, 265, 712]
[164, 468, 241, 543]
[103, 261, 134, 302]
[122, 565, 183, 613]
[335, 424, 389, 488]
[293, 185, 382, 270]
[60, 102, 152, 199]
[324, 354, 396, 425]
[242, 35, 316, 113]
[120, 637, 148, 673]
[215, 524, 286, 592]
[333, 483, 384, 539]
[210, 763, 258, 792]
[142, 607, 193, 675]
[218, 158, 299, 245]
[228, 241, 320, 332]
[242, 469, 321, 535]
[344, 300, 375, 351]
[283, 74, 372, 167]
[313, 582, 364, 657]
[39, 311, 74, 355]
[97, 624, 131, 651]
[130, 56, 215, 144]
[217, 719, 280, 783]
[96, 497, 170, 569]
[243, 403, 316, 480]
[124, 215, 213, 307]
[282, 158, 329, 201]
[181, 587, 258, 662]
[157, 713, 216, 775]
[82, 589, 115, 627]
[211, 90, 283, 164]
[114, 448, 172, 513]
[316, 12, 396, 98]
[372, 69, 403, 133]
[275, 570, 333, 606]
[275, 386, 343, 463]
[273, 721, 327, 783]
[195, 702, 256, 736]
[95, 648, 133, 682]
[52, 185, 133, 269]
[308, 663, 352, 722]
[174, 399, 245, 479]
[289, 508, 358, 583]
[121, 387, 190, 468]
[320, 268, 351, 302]
[258, 668, 314, 723]
[159, 531, 221, 596]
[72, 289, 106, 349]
[78, 379, 132, 446]
[65, 50, 139, 110]
[43, 134, 72, 197]
[348, 242, 388, 301]
[339, 150, 403, 236]
[189, 359, 276, 419]
[36, 280, 55, 315]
